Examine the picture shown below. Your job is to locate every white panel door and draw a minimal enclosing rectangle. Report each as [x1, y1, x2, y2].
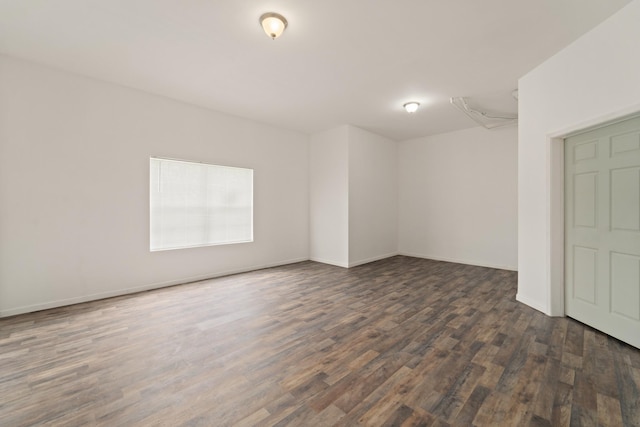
[565, 115, 640, 349]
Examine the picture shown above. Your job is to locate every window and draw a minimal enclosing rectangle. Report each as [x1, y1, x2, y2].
[150, 158, 253, 251]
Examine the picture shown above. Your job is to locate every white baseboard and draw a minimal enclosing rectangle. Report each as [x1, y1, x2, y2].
[310, 252, 399, 268]
[348, 252, 399, 267]
[516, 293, 549, 315]
[398, 252, 517, 272]
[0, 257, 309, 318]
[1, 253, 520, 318]
[309, 257, 349, 268]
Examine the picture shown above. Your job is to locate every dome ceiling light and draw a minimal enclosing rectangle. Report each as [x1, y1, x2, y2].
[403, 102, 420, 113]
[260, 12, 288, 40]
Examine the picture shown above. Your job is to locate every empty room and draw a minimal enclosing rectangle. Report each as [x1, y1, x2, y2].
[1, 1, 640, 426]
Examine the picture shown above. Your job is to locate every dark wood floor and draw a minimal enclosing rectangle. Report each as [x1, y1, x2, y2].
[1, 256, 639, 426]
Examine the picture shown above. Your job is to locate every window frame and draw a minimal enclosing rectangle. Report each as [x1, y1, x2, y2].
[149, 157, 254, 252]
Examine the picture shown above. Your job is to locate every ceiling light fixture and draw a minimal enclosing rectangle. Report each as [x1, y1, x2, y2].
[260, 12, 288, 40]
[403, 102, 420, 113]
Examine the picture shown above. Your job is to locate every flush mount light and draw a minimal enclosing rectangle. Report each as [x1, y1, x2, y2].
[260, 12, 288, 40]
[403, 102, 420, 113]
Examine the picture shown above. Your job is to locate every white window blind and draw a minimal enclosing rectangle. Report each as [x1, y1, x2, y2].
[150, 158, 253, 251]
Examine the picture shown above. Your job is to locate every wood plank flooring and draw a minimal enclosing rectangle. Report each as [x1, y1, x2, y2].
[1, 256, 639, 426]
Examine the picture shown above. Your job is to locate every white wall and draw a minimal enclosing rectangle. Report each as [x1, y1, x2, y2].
[309, 126, 349, 267]
[348, 126, 398, 266]
[0, 55, 309, 317]
[518, 0, 640, 315]
[398, 126, 518, 270]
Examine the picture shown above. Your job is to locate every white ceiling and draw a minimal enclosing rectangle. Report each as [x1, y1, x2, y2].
[0, 0, 633, 140]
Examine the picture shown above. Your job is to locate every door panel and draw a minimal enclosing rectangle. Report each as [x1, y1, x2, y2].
[565, 115, 640, 349]
[572, 246, 597, 304]
[610, 132, 640, 156]
[610, 252, 640, 321]
[573, 139, 598, 161]
[610, 167, 640, 231]
[573, 172, 598, 228]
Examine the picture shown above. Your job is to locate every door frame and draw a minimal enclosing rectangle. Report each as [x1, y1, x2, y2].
[546, 104, 640, 316]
